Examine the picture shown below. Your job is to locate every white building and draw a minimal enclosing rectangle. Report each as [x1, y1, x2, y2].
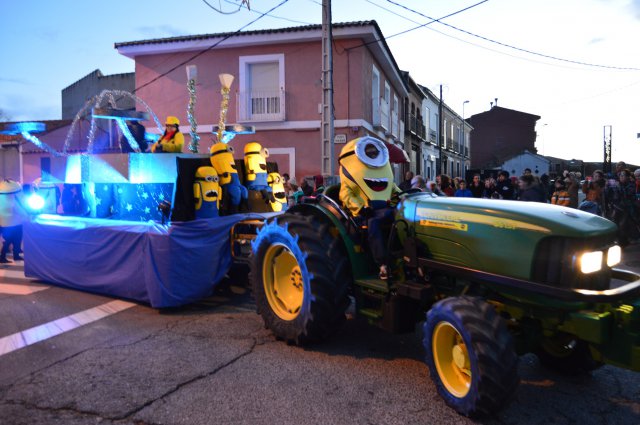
[500, 150, 550, 177]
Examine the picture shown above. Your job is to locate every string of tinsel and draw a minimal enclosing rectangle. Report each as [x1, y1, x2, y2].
[217, 86, 231, 143]
[186, 78, 200, 153]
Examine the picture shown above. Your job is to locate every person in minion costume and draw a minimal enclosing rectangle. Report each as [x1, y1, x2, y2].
[339, 136, 400, 280]
[267, 172, 287, 212]
[32, 178, 61, 214]
[0, 179, 29, 263]
[244, 142, 275, 207]
[193, 166, 220, 218]
[151, 116, 184, 153]
[210, 142, 248, 215]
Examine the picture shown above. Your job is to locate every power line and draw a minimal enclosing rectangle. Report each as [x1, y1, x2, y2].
[201, 0, 243, 14]
[222, 0, 313, 25]
[133, 0, 291, 95]
[345, 0, 489, 51]
[366, 0, 585, 71]
[384, 0, 640, 72]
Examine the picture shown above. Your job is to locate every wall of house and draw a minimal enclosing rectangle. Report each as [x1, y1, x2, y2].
[62, 70, 135, 119]
[501, 153, 550, 178]
[132, 35, 403, 180]
[469, 109, 538, 169]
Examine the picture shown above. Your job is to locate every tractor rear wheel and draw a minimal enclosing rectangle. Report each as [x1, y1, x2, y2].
[536, 334, 603, 374]
[250, 214, 351, 345]
[424, 297, 519, 417]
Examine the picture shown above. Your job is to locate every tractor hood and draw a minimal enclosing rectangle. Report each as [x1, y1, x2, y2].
[398, 194, 618, 281]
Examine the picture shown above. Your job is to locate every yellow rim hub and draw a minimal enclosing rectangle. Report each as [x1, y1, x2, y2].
[262, 243, 304, 321]
[432, 321, 471, 398]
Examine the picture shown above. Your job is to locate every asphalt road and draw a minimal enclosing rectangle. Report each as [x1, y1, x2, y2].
[0, 247, 639, 425]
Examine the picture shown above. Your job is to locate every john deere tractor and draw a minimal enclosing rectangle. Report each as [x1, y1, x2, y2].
[247, 137, 640, 417]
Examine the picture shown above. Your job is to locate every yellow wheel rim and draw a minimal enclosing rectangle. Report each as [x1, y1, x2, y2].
[432, 321, 472, 398]
[262, 243, 304, 321]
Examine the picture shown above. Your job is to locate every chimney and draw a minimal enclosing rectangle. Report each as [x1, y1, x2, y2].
[495, 98, 498, 107]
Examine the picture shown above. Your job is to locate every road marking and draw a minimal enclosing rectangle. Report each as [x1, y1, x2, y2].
[0, 283, 49, 295]
[0, 268, 29, 280]
[0, 300, 136, 357]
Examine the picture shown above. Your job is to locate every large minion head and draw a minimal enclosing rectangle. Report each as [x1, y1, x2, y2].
[244, 142, 269, 182]
[194, 166, 220, 210]
[210, 142, 238, 185]
[0, 179, 23, 195]
[267, 172, 287, 211]
[339, 136, 394, 202]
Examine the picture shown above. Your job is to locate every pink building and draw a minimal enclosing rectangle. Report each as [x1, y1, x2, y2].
[115, 21, 408, 181]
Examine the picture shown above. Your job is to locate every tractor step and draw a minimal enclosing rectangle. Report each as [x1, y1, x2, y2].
[359, 308, 384, 320]
[354, 278, 390, 294]
[394, 280, 432, 303]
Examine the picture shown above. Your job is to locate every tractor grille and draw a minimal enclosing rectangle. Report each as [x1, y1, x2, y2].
[531, 236, 613, 291]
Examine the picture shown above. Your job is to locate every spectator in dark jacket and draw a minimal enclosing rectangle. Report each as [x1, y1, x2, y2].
[469, 174, 484, 198]
[518, 174, 546, 202]
[399, 171, 414, 192]
[495, 171, 514, 200]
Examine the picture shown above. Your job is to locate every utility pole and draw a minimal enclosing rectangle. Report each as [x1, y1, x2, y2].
[320, 0, 335, 177]
[603, 125, 612, 174]
[437, 85, 443, 175]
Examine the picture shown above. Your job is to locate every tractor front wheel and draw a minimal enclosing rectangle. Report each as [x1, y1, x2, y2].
[250, 214, 351, 345]
[424, 297, 519, 417]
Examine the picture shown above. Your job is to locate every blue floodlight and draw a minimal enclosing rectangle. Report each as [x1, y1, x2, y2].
[27, 194, 46, 211]
[0, 122, 46, 135]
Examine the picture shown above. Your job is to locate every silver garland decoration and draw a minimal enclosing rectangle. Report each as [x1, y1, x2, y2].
[217, 85, 231, 143]
[63, 89, 163, 155]
[21, 131, 63, 157]
[186, 78, 200, 153]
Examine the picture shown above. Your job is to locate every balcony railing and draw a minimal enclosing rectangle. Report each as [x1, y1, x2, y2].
[446, 137, 454, 150]
[429, 130, 437, 144]
[237, 89, 285, 122]
[407, 114, 426, 141]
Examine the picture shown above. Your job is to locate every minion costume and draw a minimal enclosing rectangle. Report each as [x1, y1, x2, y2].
[267, 172, 287, 212]
[0, 179, 28, 263]
[244, 142, 275, 207]
[193, 166, 220, 218]
[339, 136, 400, 279]
[32, 178, 61, 214]
[210, 142, 248, 215]
[151, 116, 184, 153]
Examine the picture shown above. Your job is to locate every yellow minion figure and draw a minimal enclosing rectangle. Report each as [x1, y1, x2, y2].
[0, 179, 28, 263]
[338, 136, 400, 280]
[151, 116, 184, 153]
[267, 172, 287, 212]
[193, 166, 220, 218]
[210, 142, 247, 215]
[338, 136, 399, 216]
[243, 142, 270, 191]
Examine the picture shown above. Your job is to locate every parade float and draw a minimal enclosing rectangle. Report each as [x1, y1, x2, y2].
[3, 67, 639, 418]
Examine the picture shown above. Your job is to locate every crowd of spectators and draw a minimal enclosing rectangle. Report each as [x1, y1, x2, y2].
[404, 160, 640, 246]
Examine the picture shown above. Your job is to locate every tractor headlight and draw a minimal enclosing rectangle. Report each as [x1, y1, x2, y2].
[579, 250, 603, 274]
[606, 245, 621, 268]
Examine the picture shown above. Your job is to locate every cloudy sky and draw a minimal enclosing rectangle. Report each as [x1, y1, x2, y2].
[1, 0, 639, 163]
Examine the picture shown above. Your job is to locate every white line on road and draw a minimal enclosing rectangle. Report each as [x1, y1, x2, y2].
[0, 283, 49, 295]
[0, 300, 136, 357]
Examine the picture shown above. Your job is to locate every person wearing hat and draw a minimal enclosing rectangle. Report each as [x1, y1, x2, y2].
[0, 179, 28, 263]
[151, 116, 184, 153]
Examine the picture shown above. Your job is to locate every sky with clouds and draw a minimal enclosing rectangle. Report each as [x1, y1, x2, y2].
[1, 0, 639, 163]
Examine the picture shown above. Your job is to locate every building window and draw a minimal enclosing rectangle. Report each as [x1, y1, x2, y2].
[392, 94, 399, 137]
[239, 54, 285, 122]
[372, 65, 380, 127]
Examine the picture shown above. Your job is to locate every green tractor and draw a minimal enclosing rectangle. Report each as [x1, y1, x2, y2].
[248, 187, 640, 417]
